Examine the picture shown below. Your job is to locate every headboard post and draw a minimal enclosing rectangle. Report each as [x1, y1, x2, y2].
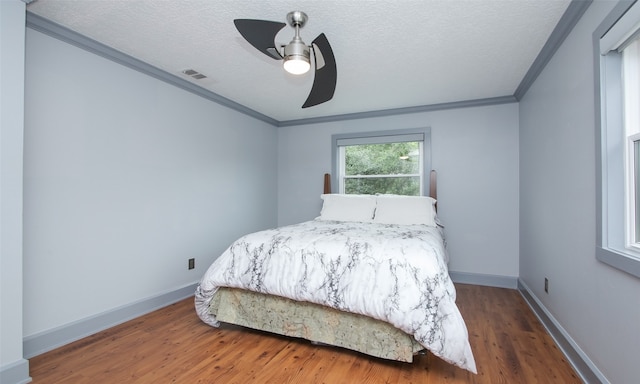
[323, 173, 331, 194]
[429, 170, 437, 200]
[430, 170, 437, 211]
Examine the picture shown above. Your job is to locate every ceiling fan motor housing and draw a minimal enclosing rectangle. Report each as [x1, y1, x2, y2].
[283, 36, 309, 60]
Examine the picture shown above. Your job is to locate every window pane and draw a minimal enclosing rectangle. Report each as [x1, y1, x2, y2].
[345, 176, 420, 195]
[625, 39, 640, 247]
[623, 38, 640, 137]
[345, 142, 419, 176]
[635, 140, 640, 242]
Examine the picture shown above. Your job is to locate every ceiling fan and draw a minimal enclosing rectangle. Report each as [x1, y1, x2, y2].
[234, 11, 337, 108]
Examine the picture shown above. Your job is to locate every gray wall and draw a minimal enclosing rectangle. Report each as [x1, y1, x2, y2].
[519, 1, 640, 383]
[0, 1, 29, 383]
[22, 29, 278, 337]
[277, 103, 520, 279]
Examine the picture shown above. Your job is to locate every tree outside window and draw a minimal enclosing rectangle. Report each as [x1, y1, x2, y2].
[343, 142, 421, 195]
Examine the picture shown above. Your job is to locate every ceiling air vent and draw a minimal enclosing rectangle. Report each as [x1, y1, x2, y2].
[182, 69, 207, 80]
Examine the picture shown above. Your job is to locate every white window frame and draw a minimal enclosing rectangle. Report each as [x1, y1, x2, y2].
[595, 0, 640, 278]
[331, 128, 431, 196]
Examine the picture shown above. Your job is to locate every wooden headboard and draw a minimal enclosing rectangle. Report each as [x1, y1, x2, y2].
[323, 170, 438, 200]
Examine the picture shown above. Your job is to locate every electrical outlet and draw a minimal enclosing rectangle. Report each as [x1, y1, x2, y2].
[188, 258, 195, 270]
[544, 277, 549, 293]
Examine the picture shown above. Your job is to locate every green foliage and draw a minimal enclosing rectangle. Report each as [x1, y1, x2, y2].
[344, 177, 420, 195]
[344, 142, 420, 195]
[345, 142, 419, 175]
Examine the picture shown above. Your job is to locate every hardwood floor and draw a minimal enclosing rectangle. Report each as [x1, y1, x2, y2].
[29, 284, 581, 383]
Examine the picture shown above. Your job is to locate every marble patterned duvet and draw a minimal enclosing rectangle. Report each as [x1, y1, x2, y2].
[195, 219, 476, 373]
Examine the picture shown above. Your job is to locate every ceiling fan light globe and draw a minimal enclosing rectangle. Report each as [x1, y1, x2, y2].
[284, 56, 311, 75]
[283, 36, 310, 75]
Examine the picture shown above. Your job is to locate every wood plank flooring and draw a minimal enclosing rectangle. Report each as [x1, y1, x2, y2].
[29, 284, 581, 383]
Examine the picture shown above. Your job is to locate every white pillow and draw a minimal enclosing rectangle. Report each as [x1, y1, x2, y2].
[373, 194, 437, 226]
[319, 194, 376, 222]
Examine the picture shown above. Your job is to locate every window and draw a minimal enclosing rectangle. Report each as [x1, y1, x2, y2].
[341, 141, 423, 195]
[595, 0, 640, 278]
[331, 128, 431, 195]
[624, 38, 640, 249]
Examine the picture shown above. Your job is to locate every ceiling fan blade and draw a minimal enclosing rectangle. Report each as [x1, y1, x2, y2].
[303, 33, 337, 108]
[234, 19, 286, 59]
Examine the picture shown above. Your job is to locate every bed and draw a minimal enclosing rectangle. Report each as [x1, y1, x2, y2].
[195, 171, 476, 373]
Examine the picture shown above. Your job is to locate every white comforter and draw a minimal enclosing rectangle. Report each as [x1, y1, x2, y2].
[195, 219, 476, 373]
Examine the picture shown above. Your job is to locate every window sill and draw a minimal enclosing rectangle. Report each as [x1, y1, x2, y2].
[596, 246, 640, 279]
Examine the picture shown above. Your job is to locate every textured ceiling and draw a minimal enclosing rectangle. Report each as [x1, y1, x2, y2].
[27, 0, 572, 123]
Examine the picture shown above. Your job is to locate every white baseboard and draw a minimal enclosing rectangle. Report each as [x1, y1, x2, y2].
[517, 279, 608, 384]
[449, 270, 519, 289]
[23, 282, 198, 359]
[0, 359, 31, 384]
